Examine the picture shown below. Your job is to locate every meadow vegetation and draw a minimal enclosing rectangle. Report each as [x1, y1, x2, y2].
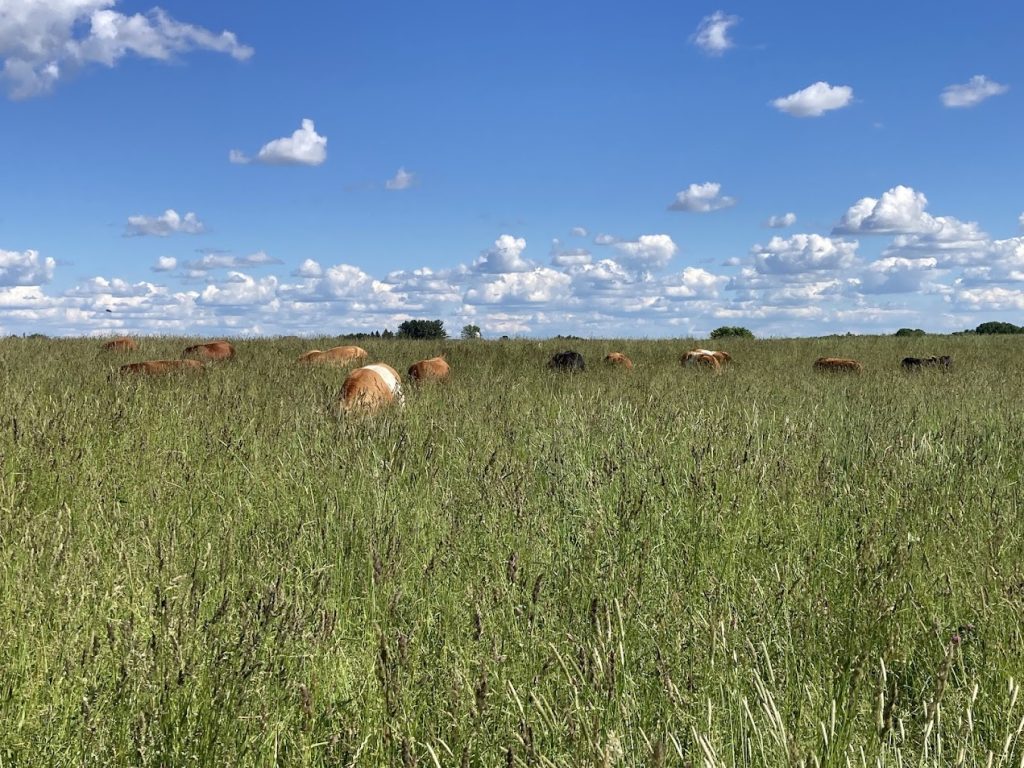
[0, 334, 1022, 766]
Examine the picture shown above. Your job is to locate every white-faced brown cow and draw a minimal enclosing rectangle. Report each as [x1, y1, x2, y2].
[408, 355, 450, 382]
[813, 357, 863, 373]
[604, 352, 634, 369]
[338, 363, 405, 412]
[682, 348, 730, 367]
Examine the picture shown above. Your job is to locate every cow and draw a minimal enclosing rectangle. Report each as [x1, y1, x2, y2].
[683, 352, 721, 372]
[182, 341, 235, 361]
[408, 355, 450, 382]
[902, 355, 952, 370]
[682, 348, 730, 366]
[548, 350, 585, 372]
[119, 359, 204, 376]
[102, 337, 137, 352]
[338, 363, 405, 412]
[604, 352, 634, 369]
[298, 345, 368, 365]
[814, 357, 863, 373]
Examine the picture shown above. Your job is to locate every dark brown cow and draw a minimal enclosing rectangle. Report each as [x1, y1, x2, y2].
[902, 355, 952, 370]
[338, 364, 405, 412]
[814, 357, 863, 373]
[102, 337, 138, 352]
[120, 359, 204, 376]
[604, 352, 634, 369]
[182, 341, 235, 361]
[408, 355, 450, 382]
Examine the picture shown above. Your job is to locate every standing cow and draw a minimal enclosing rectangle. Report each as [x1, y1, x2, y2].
[548, 350, 585, 372]
[338, 364, 405, 412]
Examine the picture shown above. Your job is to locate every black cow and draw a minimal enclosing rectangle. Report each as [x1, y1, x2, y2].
[902, 355, 952, 370]
[548, 350, 585, 372]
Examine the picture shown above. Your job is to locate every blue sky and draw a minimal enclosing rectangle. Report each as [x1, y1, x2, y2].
[1, 0, 1021, 337]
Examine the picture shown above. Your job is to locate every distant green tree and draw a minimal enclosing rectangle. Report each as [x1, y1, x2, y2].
[381, 329, 394, 339]
[397, 319, 447, 340]
[975, 321, 1023, 335]
[710, 326, 754, 339]
[461, 324, 482, 340]
[894, 328, 926, 337]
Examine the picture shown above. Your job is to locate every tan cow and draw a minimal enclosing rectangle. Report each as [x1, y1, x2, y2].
[408, 355, 450, 382]
[182, 341, 235, 361]
[120, 359, 204, 376]
[102, 337, 138, 352]
[298, 345, 368, 365]
[604, 352, 634, 369]
[682, 348, 730, 366]
[338, 364, 405, 412]
[813, 357, 863, 373]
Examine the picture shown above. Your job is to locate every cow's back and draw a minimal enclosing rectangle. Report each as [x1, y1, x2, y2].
[408, 356, 450, 381]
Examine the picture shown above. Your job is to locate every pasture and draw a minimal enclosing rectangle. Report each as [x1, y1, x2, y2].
[0, 334, 1022, 766]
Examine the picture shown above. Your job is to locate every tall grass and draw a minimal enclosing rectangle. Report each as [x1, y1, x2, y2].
[0, 335, 1022, 766]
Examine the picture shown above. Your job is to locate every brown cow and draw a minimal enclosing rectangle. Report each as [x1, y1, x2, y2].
[298, 345, 368, 365]
[338, 364, 405, 412]
[604, 352, 634, 369]
[682, 348, 730, 366]
[408, 355, 450, 382]
[102, 337, 138, 352]
[814, 357, 863, 373]
[120, 359, 204, 376]
[182, 341, 235, 361]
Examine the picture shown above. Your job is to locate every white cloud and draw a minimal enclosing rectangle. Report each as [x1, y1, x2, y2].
[1019, 212, 1024, 231]
[231, 119, 327, 167]
[612, 234, 678, 269]
[772, 82, 853, 118]
[125, 209, 204, 237]
[465, 267, 571, 305]
[152, 256, 177, 272]
[474, 235, 533, 273]
[198, 272, 278, 307]
[668, 182, 736, 213]
[752, 233, 859, 274]
[66, 276, 159, 297]
[663, 267, 727, 298]
[182, 250, 279, 272]
[955, 285, 1024, 311]
[593, 233, 618, 245]
[385, 167, 415, 190]
[0, 0, 252, 99]
[0, 248, 56, 285]
[571, 226, 588, 237]
[294, 259, 323, 278]
[941, 75, 1009, 108]
[859, 256, 939, 294]
[764, 212, 797, 228]
[692, 11, 740, 56]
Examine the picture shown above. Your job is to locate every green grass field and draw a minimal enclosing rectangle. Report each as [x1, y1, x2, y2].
[1, 335, 1022, 766]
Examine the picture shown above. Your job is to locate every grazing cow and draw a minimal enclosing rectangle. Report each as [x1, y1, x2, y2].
[102, 337, 138, 352]
[548, 350, 585, 372]
[814, 357, 863, 373]
[408, 355, 450, 382]
[604, 352, 634, 369]
[119, 360, 204, 376]
[298, 345, 368, 365]
[682, 348, 730, 366]
[182, 341, 235, 361]
[902, 355, 952, 370]
[338, 363, 405, 412]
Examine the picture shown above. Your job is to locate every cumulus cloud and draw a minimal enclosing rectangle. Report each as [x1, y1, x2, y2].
[752, 233, 859, 274]
[385, 167, 415, 190]
[764, 212, 797, 228]
[152, 256, 177, 272]
[668, 182, 736, 213]
[955, 285, 1024, 311]
[0, 248, 56, 285]
[474, 235, 533, 273]
[772, 82, 853, 117]
[858, 256, 939, 294]
[293, 259, 323, 278]
[941, 75, 1009, 108]
[692, 11, 740, 55]
[570, 226, 588, 237]
[198, 272, 278, 307]
[465, 267, 571, 305]
[612, 234, 678, 269]
[0, 0, 252, 99]
[66, 276, 159, 297]
[230, 119, 327, 166]
[664, 267, 728, 298]
[125, 209, 204, 237]
[593, 233, 618, 245]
